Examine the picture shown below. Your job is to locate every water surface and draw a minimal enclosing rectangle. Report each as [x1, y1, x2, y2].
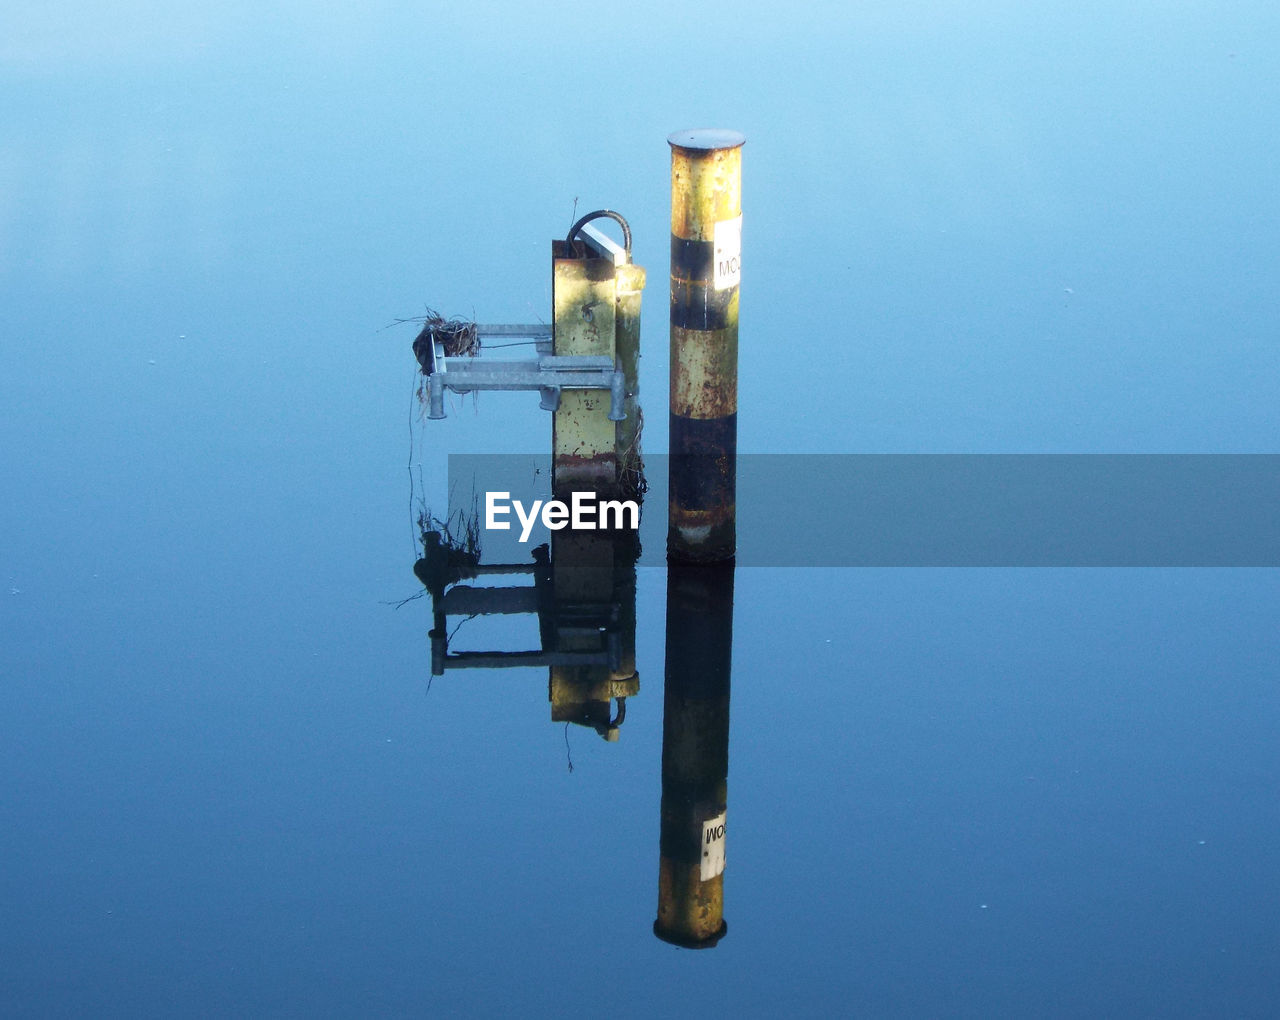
[3, 3, 1278, 1015]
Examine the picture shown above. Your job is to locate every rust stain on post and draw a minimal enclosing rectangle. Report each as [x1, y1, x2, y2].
[553, 241, 618, 494]
[668, 129, 744, 563]
[670, 145, 743, 241]
[615, 262, 647, 496]
[670, 325, 738, 420]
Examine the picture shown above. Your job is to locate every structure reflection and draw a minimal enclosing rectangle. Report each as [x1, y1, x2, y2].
[412, 522, 737, 944]
[407, 208, 735, 944]
[415, 524, 640, 741]
[655, 562, 734, 948]
[411, 210, 646, 739]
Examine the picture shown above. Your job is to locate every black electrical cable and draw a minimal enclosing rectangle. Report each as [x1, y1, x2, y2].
[565, 209, 631, 255]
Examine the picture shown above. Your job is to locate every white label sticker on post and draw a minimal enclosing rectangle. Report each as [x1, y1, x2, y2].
[701, 811, 727, 881]
[712, 215, 742, 291]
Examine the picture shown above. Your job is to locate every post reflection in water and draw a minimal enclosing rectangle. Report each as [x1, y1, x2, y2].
[546, 528, 640, 740]
[655, 562, 734, 949]
[412, 521, 737, 946]
[408, 205, 733, 946]
[414, 524, 640, 741]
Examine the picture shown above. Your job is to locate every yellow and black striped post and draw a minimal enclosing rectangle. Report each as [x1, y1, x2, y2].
[668, 129, 744, 563]
[654, 562, 734, 948]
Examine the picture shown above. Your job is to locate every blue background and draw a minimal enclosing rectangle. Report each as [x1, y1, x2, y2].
[3, 2, 1278, 1015]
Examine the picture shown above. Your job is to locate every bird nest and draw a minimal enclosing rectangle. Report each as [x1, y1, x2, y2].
[411, 309, 480, 372]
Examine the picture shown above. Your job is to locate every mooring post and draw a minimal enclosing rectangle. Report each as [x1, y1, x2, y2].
[654, 562, 734, 948]
[551, 240, 618, 496]
[547, 218, 645, 740]
[615, 261, 647, 498]
[667, 129, 744, 563]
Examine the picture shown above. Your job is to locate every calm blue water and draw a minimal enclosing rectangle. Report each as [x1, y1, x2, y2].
[3, 3, 1279, 1016]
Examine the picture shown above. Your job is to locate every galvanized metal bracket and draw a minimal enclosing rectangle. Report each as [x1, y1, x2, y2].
[425, 351, 626, 421]
[418, 213, 638, 422]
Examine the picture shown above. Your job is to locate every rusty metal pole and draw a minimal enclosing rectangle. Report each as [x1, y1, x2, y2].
[552, 238, 618, 497]
[615, 261, 647, 499]
[668, 129, 744, 563]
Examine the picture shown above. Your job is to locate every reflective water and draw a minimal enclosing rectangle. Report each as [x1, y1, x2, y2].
[4, 3, 1279, 1015]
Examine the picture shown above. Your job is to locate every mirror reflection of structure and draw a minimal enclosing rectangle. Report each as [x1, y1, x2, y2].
[411, 212, 646, 740]
[407, 207, 736, 947]
[655, 562, 733, 948]
[414, 525, 640, 741]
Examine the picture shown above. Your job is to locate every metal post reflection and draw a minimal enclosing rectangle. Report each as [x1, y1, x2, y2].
[654, 561, 734, 948]
[546, 527, 640, 740]
[415, 524, 641, 740]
